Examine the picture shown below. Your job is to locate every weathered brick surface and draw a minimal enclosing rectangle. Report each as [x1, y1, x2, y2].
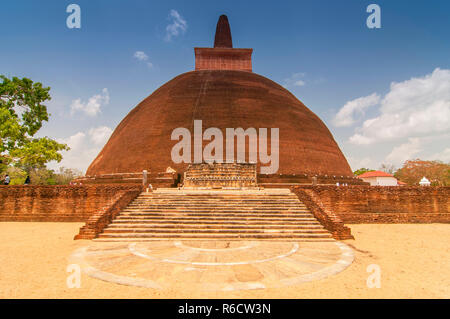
[0, 185, 142, 222]
[194, 48, 253, 72]
[291, 187, 354, 240]
[294, 186, 450, 224]
[74, 172, 179, 188]
[74, 189, 141, 239]
[259, 174, 366, 186]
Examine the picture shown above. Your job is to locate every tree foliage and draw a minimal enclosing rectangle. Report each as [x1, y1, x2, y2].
[0, 75, 68, 173]
[394, 159, 450, 186]
[353, 168, 374, 176]
[1, 166, 82, 185]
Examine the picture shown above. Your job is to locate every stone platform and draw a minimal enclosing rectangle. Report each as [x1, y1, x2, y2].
[69, 240, 354, 291]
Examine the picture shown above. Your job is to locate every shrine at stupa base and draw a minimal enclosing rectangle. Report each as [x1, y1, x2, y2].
[183, 162, 258, 189]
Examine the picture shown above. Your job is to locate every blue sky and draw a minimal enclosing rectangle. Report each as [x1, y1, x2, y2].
[1, 0, 449, 172]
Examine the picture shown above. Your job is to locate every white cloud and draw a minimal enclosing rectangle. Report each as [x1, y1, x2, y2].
[61, 132, 86, 151]
[427, 147, 450, 163]
[52, 126, 112, 173]
[349, 68, 450, 145]
[333, 93, 380, 127]
[89, 126, 113, 145]
[70, 88, 109, 117]
[346, 155, 379, 171]
[133, 51, 153, 68]
[283, 72, 306, 88]
[385, 138, 422, 167]
[134, 51, 148, 61]
[165, 10, 187, 41]
[348, 134, 374, 145]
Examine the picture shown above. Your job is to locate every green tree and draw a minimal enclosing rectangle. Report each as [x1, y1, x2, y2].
[29, 167, 57, 185]
[353, 168, 374, 176]
[0, 75, 69, 175]
[5, 166, 27, 185]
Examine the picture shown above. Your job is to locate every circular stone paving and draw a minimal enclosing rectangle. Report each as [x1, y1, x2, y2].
[69, 240, 354, 291]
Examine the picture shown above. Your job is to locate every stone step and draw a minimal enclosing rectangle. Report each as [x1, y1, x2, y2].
[128, 203, 306, 206]
[115, 218, 318, 224]
[118, 212, 315, 218]
[97, 232, 333, 239]
[132, 199, 302, 203]
[137, 195, 297, 200]
[102, 228, 330, 234]
[128, 201, 305, 205]
[106, 223, 325, 229]
[136, 198, 299, 201]
[94, 237, 336, 242]
[122, 208, 310, 213]
[125, 207, 309, 212]
[130, 204, 304, 207]
[113, 218, 322, 225]
[125, 205, 309, 210]
[128, 204, 308, 210]
[137, 195, 297, 199]
[116, 213, 316, 219]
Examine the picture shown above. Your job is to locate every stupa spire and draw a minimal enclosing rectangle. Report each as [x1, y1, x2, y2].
[214, 15, 233, 48]
[194, 14, 252, 71]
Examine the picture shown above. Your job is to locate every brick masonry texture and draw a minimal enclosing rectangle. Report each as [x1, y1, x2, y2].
[194, 48, 253, 72]
[0, 185, 142, 222]
[293, 186, 450, 224]
[291, 187, 353, 240]
[74, 188, 141, 239]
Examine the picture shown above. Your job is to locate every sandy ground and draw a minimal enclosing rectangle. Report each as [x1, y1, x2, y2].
[0, 222, 448, 299]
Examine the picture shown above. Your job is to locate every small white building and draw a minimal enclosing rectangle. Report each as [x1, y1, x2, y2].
[419, 176, 431, 186]
[358, 170, 398, 186]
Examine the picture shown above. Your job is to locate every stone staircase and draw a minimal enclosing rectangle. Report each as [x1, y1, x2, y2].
[95, 188, 333, 241]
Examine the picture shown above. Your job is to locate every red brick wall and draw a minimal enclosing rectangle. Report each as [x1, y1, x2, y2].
[0, 185, 142, 222]
[75, 188, 141, 239]
[291, 187, 354, 239]
[259, 174, 367, 186]
[194, 48, 252, 72]
[294, 186, 450, 223]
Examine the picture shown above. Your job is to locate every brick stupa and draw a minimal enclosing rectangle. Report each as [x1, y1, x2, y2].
[84, 15, 357, 186]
